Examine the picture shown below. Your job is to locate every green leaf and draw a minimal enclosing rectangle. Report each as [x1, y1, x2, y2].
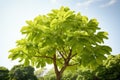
[64, 10, 74, 19]
[26, 20, 33, 25]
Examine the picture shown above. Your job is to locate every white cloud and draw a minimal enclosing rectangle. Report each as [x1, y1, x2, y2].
[100, 0, 117, 8]
[76, 0, 98, 8]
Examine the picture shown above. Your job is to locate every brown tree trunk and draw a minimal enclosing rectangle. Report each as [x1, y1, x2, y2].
[53, 49, 72, 80]
[53, 54, 62, 80]
[56, 72, 62, 80]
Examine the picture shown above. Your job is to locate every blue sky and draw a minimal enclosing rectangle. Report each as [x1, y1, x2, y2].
[0, 0, 120, 69]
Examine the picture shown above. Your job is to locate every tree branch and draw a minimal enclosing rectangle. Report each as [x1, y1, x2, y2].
[34, 55, 53, 59]
[60, 63, 67, 75]
[66, 48, 72, 63]
[62, 47, 67, 57]
[59, 48, 72, 74]
[53, 54, 60, 77]
[70, 53, 77, 58]
[58, 51, 66, 61]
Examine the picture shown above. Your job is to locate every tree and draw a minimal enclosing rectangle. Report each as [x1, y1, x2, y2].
[8, 6, 112, 80]
[0, 66, 9, 80]
[43, 68, 56, 80]
[9, 64, 38, 80]
[96, 54, 120, 80]
[39, 68, 95, 80]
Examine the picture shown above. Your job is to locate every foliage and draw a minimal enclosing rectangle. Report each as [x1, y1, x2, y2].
[0, 66, 9, 80]
[43, 68, 56, 80]
[38, 54, 120, 80]
[9, 64, 38, 80]
[96, 54, 120, 80]
[35, 67, 46, 78]
[76, 70, 94, 80]
[8, 6, 111, 80]
[76, 54, 120, 80]
[38, 68, 94, 80]
[62, 71, 77, 80]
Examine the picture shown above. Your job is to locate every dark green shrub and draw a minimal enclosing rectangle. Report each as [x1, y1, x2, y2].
[0, 66, 9, 80]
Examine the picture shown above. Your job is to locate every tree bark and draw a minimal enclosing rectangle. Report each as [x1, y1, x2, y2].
[56, 72, 62, 80]
[53, 49, 72, 80]
[53, 54, 61, 80]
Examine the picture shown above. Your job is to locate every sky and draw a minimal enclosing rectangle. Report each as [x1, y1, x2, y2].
[0, 0, 120, 69]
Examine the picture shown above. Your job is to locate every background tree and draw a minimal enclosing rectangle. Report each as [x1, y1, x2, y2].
[8, 6, 112, 80]
[96, 54, 120, 80]
[9, 64, 38, 80]
[43, 68, 56, 80]
[38, 54, 120, 80]
[38, 68, 95, 80]
[0, 66, 9, 80]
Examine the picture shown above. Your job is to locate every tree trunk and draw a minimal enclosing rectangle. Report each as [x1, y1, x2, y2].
[53, 54, 62, 80]
[56, 72, 62, 80]
[53, 49, 72, 80]
[53, 59, 69, 80]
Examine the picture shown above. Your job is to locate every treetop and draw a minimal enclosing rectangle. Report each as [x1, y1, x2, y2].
[9, 6, 112, 69]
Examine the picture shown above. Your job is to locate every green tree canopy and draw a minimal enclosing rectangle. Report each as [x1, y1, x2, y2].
[8, 6, 112, 80]
[96, 54, 120, 80]
[9, 64, 38, 80]
[42, 54, 120, 80]
[0, 66, 9, 80]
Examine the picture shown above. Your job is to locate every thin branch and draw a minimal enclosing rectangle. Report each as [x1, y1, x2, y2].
[66, 48, 72, 63]
[59, 48, 72, 74]
[70, 53, 77, 58]
[62, 47, 67, 57]
[34, 55, 53, 59]
[58, 51, 66, 61]
[60, 64, 67, 74]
